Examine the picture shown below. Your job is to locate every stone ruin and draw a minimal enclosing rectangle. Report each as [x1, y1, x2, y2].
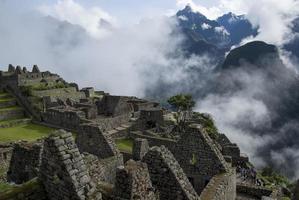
[0, 65, 288, 200]
[132, 138, 149, 161]
[7, 142, 42, 184]
[142, 145, 200, 200]
[114, 160, 156, 200]
[39, 130, 101, 200]
[76, 124, 120, 159]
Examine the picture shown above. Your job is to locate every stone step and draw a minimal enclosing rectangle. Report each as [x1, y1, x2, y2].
[0, 98, 17, 108]
[0, 107, 25, 121]
[0, 118, 31, 128]
[106, 123, 133, 138]
[0, 93, 12, 99]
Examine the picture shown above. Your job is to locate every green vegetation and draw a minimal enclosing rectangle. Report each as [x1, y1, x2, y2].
[258, 167, 291, 189]
[168, 94, 195, 131]
[0, 183, 13, 193]
[0, 123, 55, 142]
[0, 178, 41, 199]
[116, 138, 133, 153]
[190, 153, 198, 165]
[20, 82, 69, 96]
[193, 112, 219, 139]
[0, 118, 31, 128]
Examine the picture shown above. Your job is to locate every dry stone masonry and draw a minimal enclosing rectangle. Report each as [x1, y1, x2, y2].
[7, 142, 42, 184]
[132, 138, 149, 161]
[39, 130, 101, 200]
[76, 124, 120, 159]
[114, 160, 156, 200]
[142, 145, 201, 200]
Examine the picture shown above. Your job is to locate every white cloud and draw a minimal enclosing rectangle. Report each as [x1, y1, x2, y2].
[214, 26, 230, 35]
[38, 0, 116, 39]
[176, 0, 223, 19]
[178, 15, 188, 21]
[201, 23, 211, 30]
[0, 1, 208, 98]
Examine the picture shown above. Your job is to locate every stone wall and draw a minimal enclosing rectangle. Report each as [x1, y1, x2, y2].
[237, 184, 273, 199]
[0, 143, 13, 182]
[84, 153, 124, 184]
[94, 114, 131, 132]
[132, 138, 149, 161]
[200, 168, 236, 200]
[39, 130, 101, 200]
[0, 109, 24, 121]
[76, 124, 120, 159]
[131, 126, 231, 195]
[42, 107, 86, 131]
[138, 109, 164, 129]
[114, 160, 156, 200]
[217, 134, 249, 166]
[5, 85, 41, 120]
[142, 146, 200, 200]
[7, 142, 42, 184]
[99, 96, 133, 117]
[31, 87, 86, 101]
[130, 131, 177, 151]
[174, 126, 230, 194]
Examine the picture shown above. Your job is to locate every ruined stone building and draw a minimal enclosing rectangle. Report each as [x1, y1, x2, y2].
[0, 65, 290, 200]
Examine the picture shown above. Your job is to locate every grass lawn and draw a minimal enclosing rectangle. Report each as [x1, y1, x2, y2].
[0, 178, 41, 198]
[116, 138, 133, 153]
[0, 123, 55, 142]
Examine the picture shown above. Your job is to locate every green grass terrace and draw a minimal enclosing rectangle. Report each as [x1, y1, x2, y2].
[115, 138, 133, 153]
[0, 123, 55, 142]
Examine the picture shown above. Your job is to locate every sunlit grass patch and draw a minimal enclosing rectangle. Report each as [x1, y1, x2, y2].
[0, 123, 55, 142]
[115, 138, 133, 153]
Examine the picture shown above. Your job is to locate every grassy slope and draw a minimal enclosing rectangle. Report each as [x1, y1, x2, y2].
[116, 138, 133, 153]
[0, 123, 55, 142]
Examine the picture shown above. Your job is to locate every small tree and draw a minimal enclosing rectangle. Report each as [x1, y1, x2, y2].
[167, 94, 195, 131]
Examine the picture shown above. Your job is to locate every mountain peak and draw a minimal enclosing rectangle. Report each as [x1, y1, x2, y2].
[222, 41, 279, 69]
[177, 5, 207, 20]
[183, 4, 193, 12]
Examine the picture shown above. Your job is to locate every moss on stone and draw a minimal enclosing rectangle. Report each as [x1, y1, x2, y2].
[116, 138, 133, 153]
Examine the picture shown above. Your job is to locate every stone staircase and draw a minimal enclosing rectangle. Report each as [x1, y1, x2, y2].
[0, 91, 31, 128]
[106, 122, 132, 138]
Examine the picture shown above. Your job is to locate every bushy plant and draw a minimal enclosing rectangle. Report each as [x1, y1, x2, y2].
[259, 167, 291, 189]
[193, 112, 219, 139]
[167, 94, 195, 131]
